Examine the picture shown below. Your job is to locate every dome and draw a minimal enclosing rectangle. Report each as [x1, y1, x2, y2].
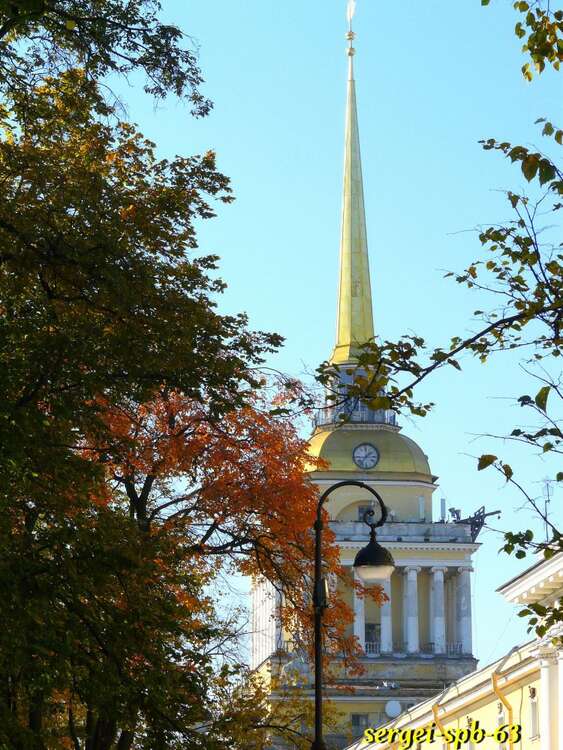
[307, 426, 432, 478]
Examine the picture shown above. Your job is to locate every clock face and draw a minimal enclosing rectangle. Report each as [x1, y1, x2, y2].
[353, 443, 379, 470]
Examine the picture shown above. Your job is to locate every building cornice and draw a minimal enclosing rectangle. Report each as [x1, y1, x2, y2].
[496, 551, 563, 605]
[339, 541, 479, 555]
[312, 475, 438, 489]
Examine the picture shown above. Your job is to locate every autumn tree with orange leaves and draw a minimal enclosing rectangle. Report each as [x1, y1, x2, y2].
[0, 382, 364, 748]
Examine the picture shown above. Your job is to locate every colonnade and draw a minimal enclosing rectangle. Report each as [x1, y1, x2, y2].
[352, 564, 473, 656]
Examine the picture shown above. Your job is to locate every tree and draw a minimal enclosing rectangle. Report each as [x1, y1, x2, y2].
[482, 0, 563, 81]
[0, 61, 325, 750]
[0, 69, 282, 511]
[0, 387, 365, 749]
[0, 0, 210, 109]
[0, 3, 363, 747]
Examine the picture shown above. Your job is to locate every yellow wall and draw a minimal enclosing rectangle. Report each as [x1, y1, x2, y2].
[327, 484, 435, 524]
[437, 673, 541, 750]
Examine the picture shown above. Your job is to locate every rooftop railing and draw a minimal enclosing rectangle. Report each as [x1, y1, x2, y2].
[314, 402, 397, 428]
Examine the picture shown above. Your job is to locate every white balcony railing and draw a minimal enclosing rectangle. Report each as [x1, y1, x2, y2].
[365, 640, 381, 656]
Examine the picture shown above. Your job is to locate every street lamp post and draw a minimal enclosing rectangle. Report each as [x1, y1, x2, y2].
[311, 480, 394, 750]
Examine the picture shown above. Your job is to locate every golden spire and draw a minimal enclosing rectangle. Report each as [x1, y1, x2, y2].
[330, 1, 374, 365]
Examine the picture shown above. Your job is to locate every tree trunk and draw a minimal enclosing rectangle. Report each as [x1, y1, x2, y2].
[116, 730, 135, 750]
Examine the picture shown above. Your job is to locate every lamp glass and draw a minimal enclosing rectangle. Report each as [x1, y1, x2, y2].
[355, 563, 394, 583]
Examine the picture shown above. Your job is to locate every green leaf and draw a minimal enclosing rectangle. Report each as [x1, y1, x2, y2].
[508, 192, 520, 208]
[556, 472, 563, 481]
[542, 121, 554, 136]
[522, 154, 539, 181]
[535, 385, 550, 411]
[502, 463, 513, 480]
[556, 130, 563, 145]
[478, 454, 497, 470]
[481, 0, 491, 5]
[539, 160, 556, 185]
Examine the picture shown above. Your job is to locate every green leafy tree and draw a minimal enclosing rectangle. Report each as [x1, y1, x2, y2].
[482, 0, 563, 80]
[0, 70, 281, 509]
[0, 0, 210, 109]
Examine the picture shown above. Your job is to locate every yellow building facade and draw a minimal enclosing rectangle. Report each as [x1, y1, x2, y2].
[250, 13, 486, 748]
[343, 552, 563, 750]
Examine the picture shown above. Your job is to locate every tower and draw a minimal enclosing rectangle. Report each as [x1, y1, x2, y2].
[251, 7, 479, 746]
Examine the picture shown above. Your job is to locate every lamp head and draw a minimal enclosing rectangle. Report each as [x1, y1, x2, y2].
[353, 538, 395, 582]
[353, 504, 395, 582]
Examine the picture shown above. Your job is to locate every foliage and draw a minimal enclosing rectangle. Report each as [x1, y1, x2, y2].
[0, 2, 363, 747]
[0, 0, 210, 109]
[482, 0, 563, 80]
[86, 389, 363, 662]
[0, 70, 281, 514]
[0, 500, 219, 750]
[0, 385, 365, 748]
[0, 64, 340, 748]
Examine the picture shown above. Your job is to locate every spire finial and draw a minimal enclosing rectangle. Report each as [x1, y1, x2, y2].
[346, 0, 357, 32]
[346, 0, 356, 77]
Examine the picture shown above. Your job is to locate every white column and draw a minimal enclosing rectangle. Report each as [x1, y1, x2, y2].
[449, 576, 457, 649]
[380, 576, 393, 653]
[456, 567, 473, 654]
[429, 572, 435, 648]
[274, 588, 283, 651]
[353, 569, 365, 652]
[402, 569, 408, 651]
[557, 650, 563, 750]
[431, 567, 447, 655]
[405, 566, 420, 653]
[539, 652, 555, 748]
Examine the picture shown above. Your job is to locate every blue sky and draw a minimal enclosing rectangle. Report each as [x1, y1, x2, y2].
[116, 1, 561, 665]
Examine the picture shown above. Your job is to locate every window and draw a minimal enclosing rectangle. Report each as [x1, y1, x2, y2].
[365, 623, 381, 655]
[351, 713, 370, 736]
[529, 687, 539, 739]
[365, 622, 380, 640]
[370, 712, 385, 727]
